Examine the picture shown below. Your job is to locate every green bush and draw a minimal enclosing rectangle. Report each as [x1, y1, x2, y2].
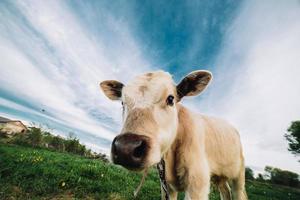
[64, 137, 86, 156]
[27, 127, 43, 147]
[245, 167, 255, 180]
[49, 135, 65, 151]
[265, 166, 299, 188]
[1, 126, 108, 161]
[9, 133, 30, 146]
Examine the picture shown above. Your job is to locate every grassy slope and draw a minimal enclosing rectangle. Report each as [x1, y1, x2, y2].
[0, 144, 299, 200]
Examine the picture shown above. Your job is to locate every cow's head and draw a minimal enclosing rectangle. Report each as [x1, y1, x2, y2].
[100, 70, 212, 171]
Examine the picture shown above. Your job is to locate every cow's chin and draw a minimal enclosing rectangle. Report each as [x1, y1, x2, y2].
[122, 155, 162, 172]
[127, 155, 162, 172]
[115, 161, 149, 172]
[122, 164, 147, 172]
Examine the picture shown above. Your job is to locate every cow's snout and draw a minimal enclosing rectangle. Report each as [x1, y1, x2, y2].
[111, 133, 150, 169]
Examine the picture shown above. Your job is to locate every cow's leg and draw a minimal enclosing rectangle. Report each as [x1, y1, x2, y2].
[232, 168, 247, 200]
[184, 172, 210, 200]
[161, 185, 178, 200]
[218, 180, 232, 200]
[169, 189, 178, 200]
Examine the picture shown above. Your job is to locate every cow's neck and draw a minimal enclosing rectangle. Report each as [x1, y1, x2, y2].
[163, 104, 196, 191]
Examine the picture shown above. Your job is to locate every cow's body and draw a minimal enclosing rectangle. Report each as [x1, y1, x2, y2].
[164, 104, 246, 200]
[100, 70, 247, 200]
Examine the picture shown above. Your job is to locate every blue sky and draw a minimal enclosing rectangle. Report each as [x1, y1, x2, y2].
[1, 0, 300, 173]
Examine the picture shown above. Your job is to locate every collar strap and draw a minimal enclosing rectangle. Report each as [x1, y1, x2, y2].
[157, 159, 170, 200]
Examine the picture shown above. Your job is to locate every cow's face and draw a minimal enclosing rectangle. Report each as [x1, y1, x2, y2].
[100, 70, 212, 171]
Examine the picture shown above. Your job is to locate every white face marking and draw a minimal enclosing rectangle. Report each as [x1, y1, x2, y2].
[122, 71, 174, 109]
[154, 105, 178, 154]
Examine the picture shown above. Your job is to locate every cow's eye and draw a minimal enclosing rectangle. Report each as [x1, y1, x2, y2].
[166, 95, 174, 106]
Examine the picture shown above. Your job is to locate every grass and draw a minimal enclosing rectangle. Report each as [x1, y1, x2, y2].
[0, 144, 299, 200]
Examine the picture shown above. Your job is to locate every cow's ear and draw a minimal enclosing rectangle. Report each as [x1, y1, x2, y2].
[176, 70, 212, 101]
[100, 80, 124, 100]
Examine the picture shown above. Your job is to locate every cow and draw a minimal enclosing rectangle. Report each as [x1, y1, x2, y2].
[100, 70, 247, 200]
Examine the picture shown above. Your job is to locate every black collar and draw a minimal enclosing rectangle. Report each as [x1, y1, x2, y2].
[157, 159, 170, 200]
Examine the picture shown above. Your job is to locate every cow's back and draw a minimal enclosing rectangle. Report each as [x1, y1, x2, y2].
[199, 115, 244, 179]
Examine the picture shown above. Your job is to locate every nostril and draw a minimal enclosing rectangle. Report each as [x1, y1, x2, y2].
[111, 138, 117, 152]
[133, 140, 147, 158]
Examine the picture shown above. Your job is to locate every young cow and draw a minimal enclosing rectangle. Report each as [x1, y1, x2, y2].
[100, 70, 247, 200]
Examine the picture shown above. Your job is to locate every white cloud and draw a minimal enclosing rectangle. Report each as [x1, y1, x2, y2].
[207, 0, 300, 173]
[0, 0, 151, 150]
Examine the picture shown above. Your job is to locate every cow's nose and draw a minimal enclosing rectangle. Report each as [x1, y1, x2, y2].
[111, 133, 150, 169]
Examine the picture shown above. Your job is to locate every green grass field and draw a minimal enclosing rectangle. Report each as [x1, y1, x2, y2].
[0, 144, 299, 200]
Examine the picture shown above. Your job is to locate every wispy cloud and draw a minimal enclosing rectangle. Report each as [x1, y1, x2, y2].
[0, 0, 151, 151]
[202, 0, 300, 173]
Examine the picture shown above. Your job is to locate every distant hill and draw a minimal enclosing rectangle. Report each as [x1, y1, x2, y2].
[0, 144, 299, 200]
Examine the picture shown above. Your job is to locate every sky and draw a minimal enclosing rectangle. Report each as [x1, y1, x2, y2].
[0, 0, 299, 174]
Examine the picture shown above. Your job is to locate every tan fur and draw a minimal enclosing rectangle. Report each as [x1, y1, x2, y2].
[164, 105, 247, 200]
[100, 70, 247, 200]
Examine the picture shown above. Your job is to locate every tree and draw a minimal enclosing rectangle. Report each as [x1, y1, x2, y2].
[285, 121, 300, 156]
[263, 166, 299, 188]
[256, 173, 265, 182]
[49, 135, 65, 151]
[27, 127, 43, 147]
[271, 168, 299, 187]
[264, 166, 273, 180]
[64, 133, 86, 155]
[245, 167, 255, 180]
